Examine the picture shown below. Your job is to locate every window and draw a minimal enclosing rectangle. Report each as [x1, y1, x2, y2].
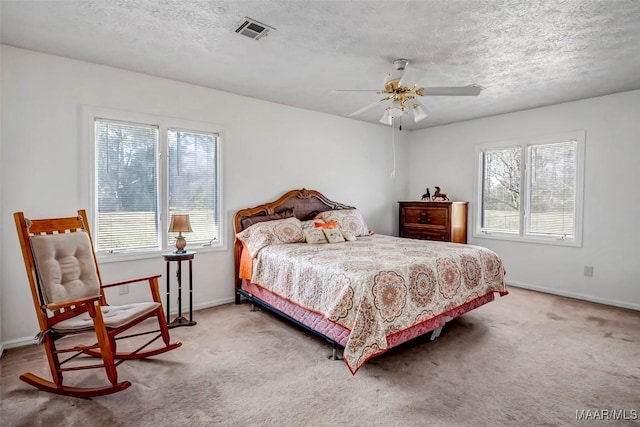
[475, 131, 585, 246]
[168, 129, 219, 245]
[87, 107, 223, 257]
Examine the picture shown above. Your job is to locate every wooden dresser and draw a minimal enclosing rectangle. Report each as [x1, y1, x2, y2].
[398, 201, 468, 243]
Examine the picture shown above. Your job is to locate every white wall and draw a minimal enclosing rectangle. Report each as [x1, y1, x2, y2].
[0, 66, 3, 355]
[408, 90, 640, 310]
[0, 45, 409, 346]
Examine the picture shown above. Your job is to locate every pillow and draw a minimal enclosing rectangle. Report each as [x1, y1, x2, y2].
[341, 230, 357, 241]
[315, 209, 369, 237]
[323, 228, 346, 243]
[302, 219, 321, 231]
[313, 220, 339, 229]
[241, 207, 295, 229]
[30, 232, 101, 304]
[236, 217, 304, 257]
[303, 228, 328, 244]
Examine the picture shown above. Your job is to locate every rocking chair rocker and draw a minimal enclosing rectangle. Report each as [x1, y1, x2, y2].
[14, 210, 182, 398]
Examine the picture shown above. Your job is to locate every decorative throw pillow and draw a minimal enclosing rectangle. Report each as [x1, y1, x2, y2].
[301, 219, 321, 231]
[341, 229, 357, 241]
[315, 209, 369, 237]
[313, 220, 339, 229]
[236, 217, 304, 257]
[303, 228, 328, 244]
[323, 228, 346, 243]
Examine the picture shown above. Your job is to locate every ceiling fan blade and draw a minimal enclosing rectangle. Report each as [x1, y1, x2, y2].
[420, 84, 483, 96]
[348, 98, 386, 117]
[331, 89, 381, 93]
[398, 64, 425, 87]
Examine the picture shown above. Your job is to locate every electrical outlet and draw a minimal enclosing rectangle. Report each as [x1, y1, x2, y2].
[584, 266, 594, 277]
[119, 284, 129, 295]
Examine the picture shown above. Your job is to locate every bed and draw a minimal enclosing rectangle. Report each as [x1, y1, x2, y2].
[233, 188, 508, 374]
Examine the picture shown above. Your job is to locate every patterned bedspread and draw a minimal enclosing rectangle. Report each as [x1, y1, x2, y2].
[250, 234, 507, 373]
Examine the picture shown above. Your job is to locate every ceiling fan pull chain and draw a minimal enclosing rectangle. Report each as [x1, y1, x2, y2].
[389, 124, 396, 180]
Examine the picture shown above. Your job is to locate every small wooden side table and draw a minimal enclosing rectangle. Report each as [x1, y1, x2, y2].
[162, 251, 197, 328]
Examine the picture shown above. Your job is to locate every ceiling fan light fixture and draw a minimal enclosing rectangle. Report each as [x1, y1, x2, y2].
[388, 101, 404, 117]
[412, 104, 429, 122]
[389, 107, 403, 117]
[380, 109, 393, 125]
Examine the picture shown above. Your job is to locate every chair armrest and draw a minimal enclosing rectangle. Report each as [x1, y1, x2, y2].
[103, 274, 163, 304]
[102, 275, 162, 289]
[43, 295, 102, 311]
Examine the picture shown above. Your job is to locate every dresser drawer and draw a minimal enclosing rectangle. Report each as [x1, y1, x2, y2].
[403, 206, 449, 227]
[400, 227, 449, 241]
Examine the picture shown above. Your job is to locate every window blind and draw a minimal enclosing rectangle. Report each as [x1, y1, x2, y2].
[168, 129, 219, 245]
[527, 140, 577, 237]
[95, 119, 159, 251]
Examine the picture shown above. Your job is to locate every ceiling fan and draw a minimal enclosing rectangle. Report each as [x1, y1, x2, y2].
[333, 58, 483, 126]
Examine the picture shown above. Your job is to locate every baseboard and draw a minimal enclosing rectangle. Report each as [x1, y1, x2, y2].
[0, 297, 236, 355]
[189, 297, 235, 313]
[1, 335, 37, 352]
[507, 281, 640, 311]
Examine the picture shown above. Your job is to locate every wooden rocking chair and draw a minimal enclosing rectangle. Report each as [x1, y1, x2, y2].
[14, 210, 182, 398]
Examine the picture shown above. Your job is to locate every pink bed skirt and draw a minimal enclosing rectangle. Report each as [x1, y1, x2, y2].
[241, 279, 499, 351]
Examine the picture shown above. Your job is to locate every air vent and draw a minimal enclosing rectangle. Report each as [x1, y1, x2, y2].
[235, 17, 275, 40]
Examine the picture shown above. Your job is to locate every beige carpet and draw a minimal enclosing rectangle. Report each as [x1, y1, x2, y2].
[1, 287, 639, 427]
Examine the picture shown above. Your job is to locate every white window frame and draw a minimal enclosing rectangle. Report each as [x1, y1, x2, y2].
[83, 106, 224, 262]
[473, 130, 585, 247]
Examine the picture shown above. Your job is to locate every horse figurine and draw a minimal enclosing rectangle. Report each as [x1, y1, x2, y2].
[432, 186, 450, 201]
[421, 188, 431, 201]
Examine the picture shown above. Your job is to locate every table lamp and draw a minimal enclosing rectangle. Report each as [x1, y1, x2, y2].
[169, 214, 192, 253]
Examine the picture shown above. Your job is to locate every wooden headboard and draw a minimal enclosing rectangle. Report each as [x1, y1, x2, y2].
[233, 188, 353, 302]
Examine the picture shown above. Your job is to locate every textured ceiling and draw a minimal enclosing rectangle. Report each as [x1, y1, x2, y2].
[2, 0, 640, 130]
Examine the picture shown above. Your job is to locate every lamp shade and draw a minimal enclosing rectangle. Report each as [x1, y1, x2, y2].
[412, 104, 429, 122]
[169, 214, 193, 233]
[379, 109, 393, 125]
[388, 101, 404, 117]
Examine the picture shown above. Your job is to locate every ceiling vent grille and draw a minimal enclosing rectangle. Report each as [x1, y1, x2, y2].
[235, 17, 275, 40]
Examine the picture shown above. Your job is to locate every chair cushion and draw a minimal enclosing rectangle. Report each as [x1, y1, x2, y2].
[53, 302, 161, 332]
[30, 232, 101, 304]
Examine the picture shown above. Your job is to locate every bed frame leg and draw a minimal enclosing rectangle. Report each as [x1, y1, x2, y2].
[328, 344, 343, 361]
[430, 326, 443, 341]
